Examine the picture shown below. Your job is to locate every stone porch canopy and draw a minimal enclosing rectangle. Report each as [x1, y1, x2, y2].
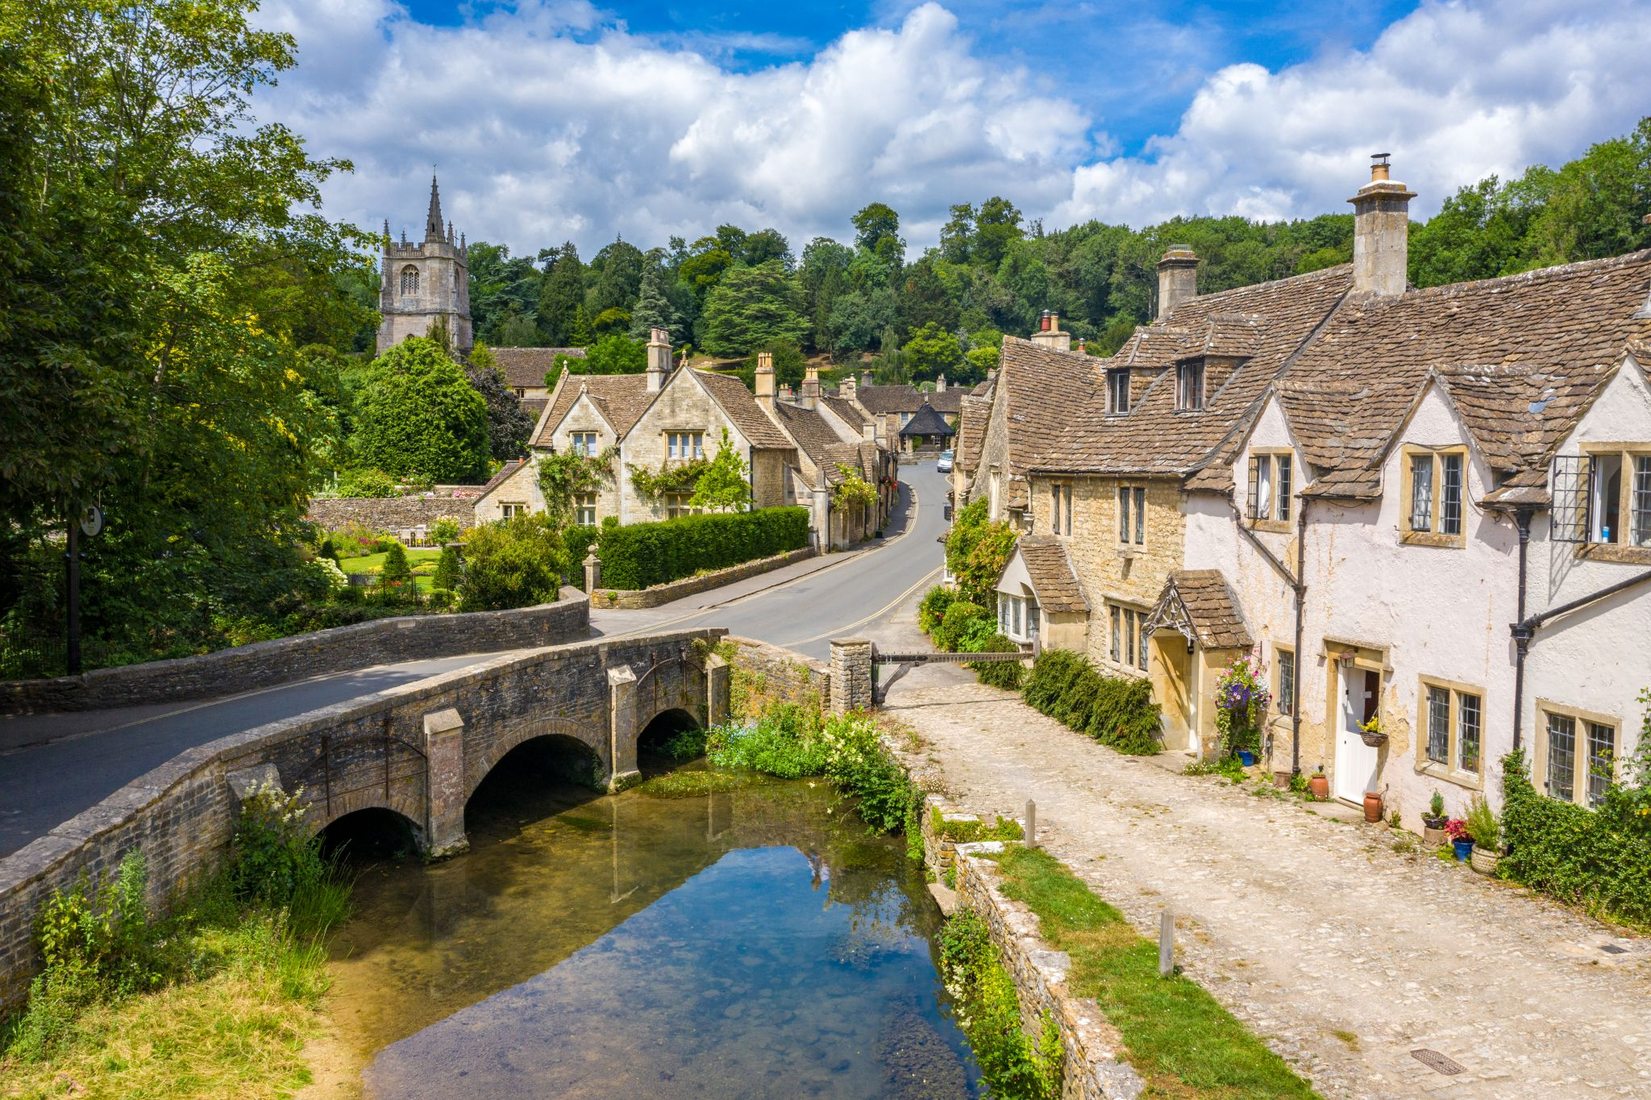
[998, 536, 1088, 614]
[1146, 569, 1252, 652]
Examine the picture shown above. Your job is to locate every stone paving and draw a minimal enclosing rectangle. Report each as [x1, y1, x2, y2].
[882, 664, 1651, 1100]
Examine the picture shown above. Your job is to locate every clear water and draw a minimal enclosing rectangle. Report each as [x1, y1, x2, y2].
[324, 763, 980, 1099]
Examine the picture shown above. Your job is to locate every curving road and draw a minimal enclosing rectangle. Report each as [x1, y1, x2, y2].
[0, 462, 949, 857]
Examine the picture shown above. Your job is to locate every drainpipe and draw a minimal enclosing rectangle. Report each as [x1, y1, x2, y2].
[1292, 498, 1309, 778]
[1510, 507, 1533, 752]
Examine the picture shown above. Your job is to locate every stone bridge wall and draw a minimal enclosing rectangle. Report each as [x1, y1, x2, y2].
[0, 589, 591, 714]
[720, 636, 830, 718]
[0, 628, 725, 1011]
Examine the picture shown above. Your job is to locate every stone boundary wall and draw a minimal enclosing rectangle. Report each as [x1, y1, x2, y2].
[0, 627, 721, 1010]
[0, 589, 590, 714]
[719, 636, 830, 717]
[306, 494, 477, 532]
[918, 795, 1143, 1100]
[589, 547, 816, 610]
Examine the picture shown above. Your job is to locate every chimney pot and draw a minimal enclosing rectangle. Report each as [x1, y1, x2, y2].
[1349, 156, 1415, 297]
[799, 363, 820, 410]
[755, 351, 776, 411]
[1030, 310, 1068, 350]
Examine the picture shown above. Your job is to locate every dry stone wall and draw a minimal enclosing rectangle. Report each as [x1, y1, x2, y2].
[720, 636, 829, 717]
[306, 493, 477, 533]
[0, 590, 590, 714]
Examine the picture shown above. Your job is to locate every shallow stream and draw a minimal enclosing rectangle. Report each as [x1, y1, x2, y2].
[323, 759, 980, 1099]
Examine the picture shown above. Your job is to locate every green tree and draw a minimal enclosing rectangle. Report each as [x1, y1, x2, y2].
[352, 337, 491, 483]
[901, 322, 962, 382]
[537, 244, 585, 344]
[588, 238, 644, 315]
[699, 260, 809, 356]
[690, 429, 752, 511]
[566, 334, 646, 375]
[465, 343, 535, 460]
[458, 514, 569, 611]
[945, 499, 1017, 608]
[974, 196, 1025, 268]
[852, 202, 904, 264]
[380, 541, 412, 592]
[628, 250, 674, 337]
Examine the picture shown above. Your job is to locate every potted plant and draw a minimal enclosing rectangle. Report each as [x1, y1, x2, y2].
[1421, 790, 1448, 846]
[1362, 788, 1384, 823]
[1308, 766, 1329, 800]
[1445, 818, 1474, 861]
[1466, 796, 1501, 875]
[1358, 713, 1387, 748]
[1214, 654, 1271, 767]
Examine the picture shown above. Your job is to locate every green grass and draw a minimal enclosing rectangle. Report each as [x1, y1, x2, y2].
[990, 846, 1319, 1099]
[931, 807, 1024, 844]
[337, 548, 441, 574]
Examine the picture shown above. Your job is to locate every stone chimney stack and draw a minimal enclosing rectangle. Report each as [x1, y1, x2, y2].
[842, 374, 858, 403]
[754, 351, 776, 412]
[645, 327, 671, 392]
[935, 373, 947, 392]
[800, 364, 820, 410]
[1349, 153, 1415, 297]
[1155, 246, 1199, 320]
[1029, 310, 1070, 351]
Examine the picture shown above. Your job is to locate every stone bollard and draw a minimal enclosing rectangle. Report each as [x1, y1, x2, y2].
[829, 639, 874, 713]
[1159, 910, 1175, 977]
[1025, 799, 1038, 848]
[583, 549, 601, 593]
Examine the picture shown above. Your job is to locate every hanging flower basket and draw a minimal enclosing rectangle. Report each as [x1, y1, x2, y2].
[1357, 714, 1387, 748]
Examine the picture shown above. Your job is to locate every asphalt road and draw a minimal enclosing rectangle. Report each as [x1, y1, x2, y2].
[0, 462, 949, 858]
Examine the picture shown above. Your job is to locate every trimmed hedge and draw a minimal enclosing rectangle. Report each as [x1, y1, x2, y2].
[564, 525, 598, 588]
[595, 507, 810, 590]
[1022, 649, 1161, 755]
[1500, 748, 1651, 928]
[968, 632, 1025, 690]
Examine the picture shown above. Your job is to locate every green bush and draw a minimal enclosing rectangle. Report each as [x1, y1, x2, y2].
[379, 542, 412, 591]
[918, 585, 956, 634]
[431, 545, 462, 592]
[1500, 746, 1651, 927]
[933, 600, 988, 652]
[1021, 649, 1161, 755]
[966, 632, 1025, 690]
[563, 525, 599, 586]
[230, 782, 351, 939]
[1465, 794, 1500, 851]
[937, 909, 1062, 1099]
[431, 517, 463, 543]
[707, 703, 828, 779]
[457, 514, 570, 611]
[596, 507, 809, 590]
[332, 467, 399, 498]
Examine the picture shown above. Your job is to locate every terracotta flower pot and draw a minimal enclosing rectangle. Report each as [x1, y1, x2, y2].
[1422, 826, 1447, 847]
[1309, 773, 1329, 800]
[1363, 792, 1384, 823]
[1471, 847, 1500, 876]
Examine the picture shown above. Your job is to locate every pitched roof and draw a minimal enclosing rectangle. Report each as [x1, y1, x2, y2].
[1039, 264, 1354, 478]
[692, 370, 796, 449]
[955, 393, 991, 478]
[1012, 537, 1088, 612]
[530, 373, 655, 448]
[472, 458, 528, 504]
[995, 337, 1105, 480]
[1148, 570, 1251, 650]
[772, 402, 851, 467]
[856, 383, 965, 415]
[821, 394, 871, 429]
[491, 346, 585, 390]
[1279, 250, 1651, 500]
[899, 402, 956, 437]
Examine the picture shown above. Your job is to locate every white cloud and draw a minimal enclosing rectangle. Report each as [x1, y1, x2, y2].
[257, 0, 1651, 257]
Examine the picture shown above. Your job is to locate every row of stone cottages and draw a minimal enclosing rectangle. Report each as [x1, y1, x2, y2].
[473, 330, 899, 550]
[951, 156, 1651, 831]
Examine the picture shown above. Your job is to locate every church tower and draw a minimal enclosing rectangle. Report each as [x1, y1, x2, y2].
[376, 175, 473, 356]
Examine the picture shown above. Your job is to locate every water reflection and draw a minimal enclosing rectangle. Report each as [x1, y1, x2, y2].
[325, 765, 979, 1099]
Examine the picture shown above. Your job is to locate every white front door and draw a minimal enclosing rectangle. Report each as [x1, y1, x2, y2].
[1333, 664, 1381, 803]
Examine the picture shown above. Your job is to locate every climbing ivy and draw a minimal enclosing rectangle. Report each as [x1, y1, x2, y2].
[537, 446, 615, 525]
[831, 464, 879, 511]
[629, 458, 709, 498]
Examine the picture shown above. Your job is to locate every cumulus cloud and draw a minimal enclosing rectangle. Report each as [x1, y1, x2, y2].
[256, 0, 1651, 256]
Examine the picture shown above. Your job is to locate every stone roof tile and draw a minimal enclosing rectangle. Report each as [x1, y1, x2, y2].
[491, 346, 585, 390]
[1014, 537, 1088, 613]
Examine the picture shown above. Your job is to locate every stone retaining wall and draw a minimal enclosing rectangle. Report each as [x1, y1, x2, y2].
[589, 547, 816, 610]
[919, 795, 1143, 1100]
[306, 493, 477, 533]
[719, 636, 830, 717]
[0, 589, 590, 714]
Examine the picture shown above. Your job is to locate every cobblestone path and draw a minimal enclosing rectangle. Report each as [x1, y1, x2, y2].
[883, 667, 1651, 1099]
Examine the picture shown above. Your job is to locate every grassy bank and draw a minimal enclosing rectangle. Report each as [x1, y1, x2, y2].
[0, 785, 349, 1099]
[990, 845, 1318, 1099]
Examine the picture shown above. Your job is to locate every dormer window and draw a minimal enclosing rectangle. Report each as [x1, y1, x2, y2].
[1247, 452, 1293, 525]
[1402, 446, 1467, 546]
[1176, 360, 1204, 411]
[1108, 370, 1130, 414]
[400, 265, 420, 295]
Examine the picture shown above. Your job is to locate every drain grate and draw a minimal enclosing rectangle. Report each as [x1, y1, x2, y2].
[1411, 1049, 1465, 1075]
[1601, 943, 1628, 955]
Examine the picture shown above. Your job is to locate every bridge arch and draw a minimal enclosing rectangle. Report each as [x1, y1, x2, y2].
[318, 806, 422, 860]
[465, 716, 606, 801]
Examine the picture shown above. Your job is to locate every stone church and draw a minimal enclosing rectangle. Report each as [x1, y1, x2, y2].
[377, 176, 473, 356]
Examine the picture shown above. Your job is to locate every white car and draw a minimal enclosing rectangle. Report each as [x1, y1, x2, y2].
[936, 449, 954, 473]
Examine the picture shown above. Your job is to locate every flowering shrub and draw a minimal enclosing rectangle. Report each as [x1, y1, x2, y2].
[1444, 818, 1471, 842]
[1213, 653, 1271, 759]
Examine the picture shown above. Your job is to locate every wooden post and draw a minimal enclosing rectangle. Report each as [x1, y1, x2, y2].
[1159, 910, 1174, 977]
[1025, 799, 1037, 848]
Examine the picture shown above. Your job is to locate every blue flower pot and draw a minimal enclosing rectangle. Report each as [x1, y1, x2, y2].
[1451, 838, 1474, 861]
[1237, 750, 1256, 767]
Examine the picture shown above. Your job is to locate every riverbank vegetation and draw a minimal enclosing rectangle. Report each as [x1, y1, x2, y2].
[989, 845, 1318, 1098]
[936, 909, 1063, 1100]
[0, 785, 350, 1098]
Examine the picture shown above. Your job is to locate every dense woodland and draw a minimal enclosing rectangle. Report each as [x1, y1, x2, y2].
[2, 0, 1649, 670]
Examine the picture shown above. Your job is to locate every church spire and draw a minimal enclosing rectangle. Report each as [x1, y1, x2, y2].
[424, 174, 444, 242]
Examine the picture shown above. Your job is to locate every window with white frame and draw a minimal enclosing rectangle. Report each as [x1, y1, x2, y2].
[1542, 708, 1619, 806]
[1591, 450, 1651, 546]
[1404, 447, 1466, 540]
[500, 501, 528, 520]
[1049, 483, 1072, 536]
[1176, 360, 1204, 411]
[1420, 680, 1482, 778]
[1107, 370, 1130, 414]
[569, 431, 599, 456]
[574, 493, 597, 526]
[998, 592, 1034, 642]
[1247, 452, 1293, 523]
[1107, 602, 1149, 672]
[1117, 485, 1146, 545]
[666, 431, 704, 461]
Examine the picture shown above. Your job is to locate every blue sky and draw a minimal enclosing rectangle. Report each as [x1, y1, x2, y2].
[255, 0, 1651, 256]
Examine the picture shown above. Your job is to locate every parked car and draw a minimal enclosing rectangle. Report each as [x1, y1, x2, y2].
[936, 449, 954, 473]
